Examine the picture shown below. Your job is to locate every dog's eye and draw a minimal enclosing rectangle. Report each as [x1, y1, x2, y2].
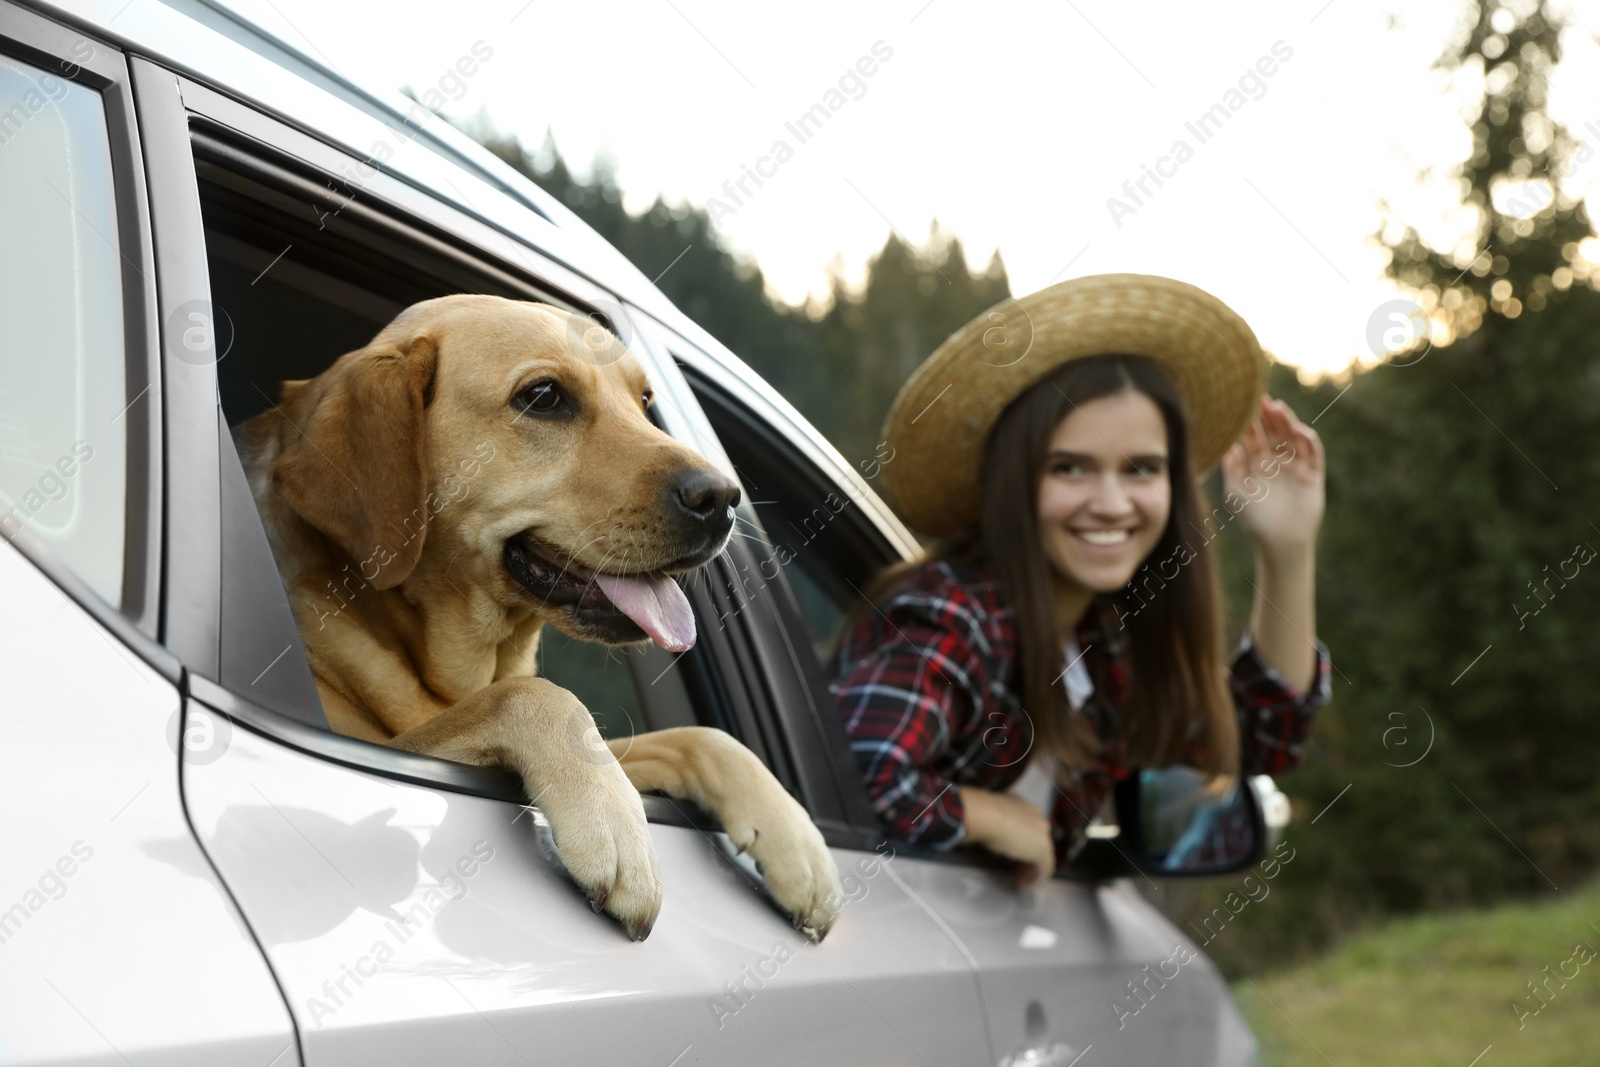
[642, 389, 654, 409]
[513, 379, 568, 417]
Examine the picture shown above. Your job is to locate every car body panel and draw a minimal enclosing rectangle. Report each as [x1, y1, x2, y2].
[0, 540, 298, 1067]
[933, 870, 1245, 1063]
[183, 708, 995, 1065]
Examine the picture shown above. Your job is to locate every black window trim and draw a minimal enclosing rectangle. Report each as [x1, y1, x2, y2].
[675, 360, 899, 847]
[0, 4, 162, 641]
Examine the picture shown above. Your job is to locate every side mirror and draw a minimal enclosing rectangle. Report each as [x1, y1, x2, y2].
[1066, 769, 1288, 880]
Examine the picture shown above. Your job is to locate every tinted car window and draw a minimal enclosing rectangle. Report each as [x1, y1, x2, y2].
[0, 54, 126, 606]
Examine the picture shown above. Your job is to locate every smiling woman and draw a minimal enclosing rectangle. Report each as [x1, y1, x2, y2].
[831, 274, 1333, 884]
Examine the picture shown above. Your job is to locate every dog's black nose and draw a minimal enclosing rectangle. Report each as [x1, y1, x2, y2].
[672, 468, 741, 522]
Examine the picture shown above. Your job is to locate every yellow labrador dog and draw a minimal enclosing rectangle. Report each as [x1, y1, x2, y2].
[236, 294, 841, 941]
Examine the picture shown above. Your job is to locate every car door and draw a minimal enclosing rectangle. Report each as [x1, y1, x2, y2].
[136, 44, 994, 1065]
[674, 342, 1259, 1066]
[0, 7, 298, 1064]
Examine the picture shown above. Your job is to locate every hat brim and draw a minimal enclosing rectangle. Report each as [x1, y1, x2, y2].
[879, 273, 1270, 538]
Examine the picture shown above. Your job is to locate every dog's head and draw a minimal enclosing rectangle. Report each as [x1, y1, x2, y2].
[271, 294, 739, 652]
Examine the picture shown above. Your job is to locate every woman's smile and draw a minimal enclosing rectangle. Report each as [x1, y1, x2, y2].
[1072, 526, 1137, 548]
[1037, 390, 1173, 605]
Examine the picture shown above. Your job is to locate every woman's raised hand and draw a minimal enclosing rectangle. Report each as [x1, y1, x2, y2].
[1222, 394, 1326, 555]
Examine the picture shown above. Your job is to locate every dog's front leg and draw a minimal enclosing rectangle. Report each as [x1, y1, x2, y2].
[608, 727, 843, 940]
[390, 676, 662, 939]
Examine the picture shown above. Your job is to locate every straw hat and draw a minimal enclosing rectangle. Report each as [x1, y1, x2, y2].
[879, 273, 1270, 537]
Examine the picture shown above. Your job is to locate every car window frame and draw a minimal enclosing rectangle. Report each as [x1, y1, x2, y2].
[143, 61, 854, 838]
[658, 340, 916, 851]
[0, 4, 162, 644]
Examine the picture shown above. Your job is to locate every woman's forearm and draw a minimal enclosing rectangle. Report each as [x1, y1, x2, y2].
[1249, 542, 1318, 695]
[959, 785, 1056, 878]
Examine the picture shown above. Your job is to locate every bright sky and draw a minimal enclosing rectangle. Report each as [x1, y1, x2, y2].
[226, 0, 1600, 380]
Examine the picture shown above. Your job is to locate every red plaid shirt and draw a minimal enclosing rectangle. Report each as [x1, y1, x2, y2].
[830, 555, 1330, 866]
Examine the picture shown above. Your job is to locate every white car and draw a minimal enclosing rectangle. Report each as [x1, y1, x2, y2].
[0, 1, 1285, 1063]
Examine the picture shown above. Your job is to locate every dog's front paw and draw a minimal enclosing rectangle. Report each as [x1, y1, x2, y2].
[538, 766, 663, 940]
[700, 738, 844, 941]
[723, 793, 843, 941]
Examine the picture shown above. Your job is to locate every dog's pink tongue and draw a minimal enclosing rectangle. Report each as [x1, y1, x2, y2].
[593, 573, 697, 652]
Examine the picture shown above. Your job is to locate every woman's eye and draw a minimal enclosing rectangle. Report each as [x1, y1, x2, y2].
[514, 380, 567, 416]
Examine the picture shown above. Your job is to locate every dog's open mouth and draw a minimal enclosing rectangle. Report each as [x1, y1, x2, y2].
[503, 535, 697, 652]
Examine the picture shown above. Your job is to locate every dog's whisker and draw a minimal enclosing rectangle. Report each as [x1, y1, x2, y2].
[566, 510, 619, 544]
[577, 545, 623, 601]
[728, 519, 771, 550]
[535, 514, 626, 602]
[549, 528, 619, 590]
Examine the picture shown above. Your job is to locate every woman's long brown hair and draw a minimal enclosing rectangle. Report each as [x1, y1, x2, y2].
[847, 354, 1238, 777]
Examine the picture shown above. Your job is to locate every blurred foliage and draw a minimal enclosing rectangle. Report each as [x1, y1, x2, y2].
[460, 0, 1598, 974]
[1176, 0, 1600, 974]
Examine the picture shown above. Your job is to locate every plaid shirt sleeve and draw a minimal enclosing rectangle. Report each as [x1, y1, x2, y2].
[1231, 632, 1332, 775]
[831, 583, 995, 851]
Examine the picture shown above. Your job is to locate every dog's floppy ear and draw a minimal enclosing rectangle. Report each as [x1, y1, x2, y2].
[275, 334, 439, 590]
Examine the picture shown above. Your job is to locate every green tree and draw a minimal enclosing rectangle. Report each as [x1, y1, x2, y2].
[1192, 0, 1600, 974]
[812, 226, 1010, 462]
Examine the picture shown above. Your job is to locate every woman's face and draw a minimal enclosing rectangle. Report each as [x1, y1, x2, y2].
[1036, 389, 1172, 594]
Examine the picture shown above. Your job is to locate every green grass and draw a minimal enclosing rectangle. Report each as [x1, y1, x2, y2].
[1233, 882, 1600, 1067]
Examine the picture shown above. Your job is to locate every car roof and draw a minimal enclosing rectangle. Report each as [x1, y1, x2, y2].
[32, 0, 920, 558]
[40, 0, 656, 304]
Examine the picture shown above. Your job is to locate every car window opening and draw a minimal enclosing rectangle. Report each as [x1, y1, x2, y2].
[196, 135, 660, 752]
